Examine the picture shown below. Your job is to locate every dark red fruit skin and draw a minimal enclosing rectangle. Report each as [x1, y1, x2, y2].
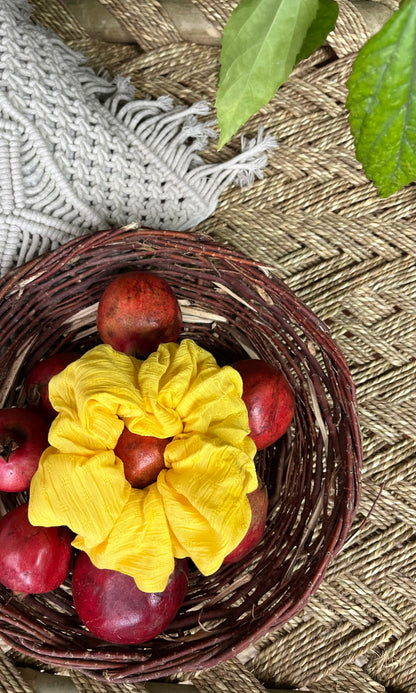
[0, 503, 74, 594]
[223, 480, 268, 565]
[25, 352, 80, 422]
[72, 552, 189, 645]
[0, 408, 49, 492]
[114, 428, 170, 488]
[232, 359, 295, 451]
[96, 271, 182, 357]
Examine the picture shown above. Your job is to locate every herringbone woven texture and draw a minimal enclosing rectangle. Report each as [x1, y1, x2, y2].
[1, 1, 415, 692]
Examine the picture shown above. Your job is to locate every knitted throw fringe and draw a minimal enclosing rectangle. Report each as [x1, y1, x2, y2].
[0, 0, 276, 276]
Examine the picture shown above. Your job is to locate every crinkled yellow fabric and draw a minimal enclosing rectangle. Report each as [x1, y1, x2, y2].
[28, 340, 257, 592]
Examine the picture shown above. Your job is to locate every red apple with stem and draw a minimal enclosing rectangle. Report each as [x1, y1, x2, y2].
[114, 428, 170, 488]
[72, 552, 189, 644]
[0, 408, 49, 492]
[25, 351, 80, 422]
[96, 271, 182, 357]
[233, 358, 295, 450]
[223, 479, 268, 564]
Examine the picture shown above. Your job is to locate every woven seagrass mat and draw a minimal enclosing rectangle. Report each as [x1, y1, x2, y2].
[1, 1, 415, 692]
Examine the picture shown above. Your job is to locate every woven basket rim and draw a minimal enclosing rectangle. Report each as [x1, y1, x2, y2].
[0, 226, 362, 682]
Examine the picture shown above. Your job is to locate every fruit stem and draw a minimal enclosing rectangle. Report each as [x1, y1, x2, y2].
[0, 435, 18, 462]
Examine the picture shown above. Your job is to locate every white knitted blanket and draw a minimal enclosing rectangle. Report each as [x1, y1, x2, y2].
[0, 0, 276, 276]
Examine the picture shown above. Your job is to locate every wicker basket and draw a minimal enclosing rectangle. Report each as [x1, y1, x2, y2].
[0, 226, 362, 683]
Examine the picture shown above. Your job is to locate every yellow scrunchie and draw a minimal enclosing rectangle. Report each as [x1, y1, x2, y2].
[28, 339, 257, 592]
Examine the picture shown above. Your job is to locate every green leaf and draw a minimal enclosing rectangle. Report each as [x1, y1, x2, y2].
[346, 0, 416, 197]
[216, 0, 320, 149]
[296, 0, 338, 63]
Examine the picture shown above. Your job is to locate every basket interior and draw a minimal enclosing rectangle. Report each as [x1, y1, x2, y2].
[0, 227, 362, 682]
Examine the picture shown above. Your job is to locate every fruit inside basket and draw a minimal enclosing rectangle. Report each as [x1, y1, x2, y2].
[0, 226, 361, 684]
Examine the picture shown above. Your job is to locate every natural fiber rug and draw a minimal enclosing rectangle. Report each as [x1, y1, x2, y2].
[1, 1, 415, 692]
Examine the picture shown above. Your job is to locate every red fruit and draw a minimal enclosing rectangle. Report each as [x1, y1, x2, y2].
[233, 359, 295, 450]
[25, 352, 80, 422]
[114, 428, 169, 488]
[0, 408, 49, 492]
[0, 503, 74, 594]
[72, 552, 189, 645]
[96, 271, 182, 356]
[223, 480, 268, 564]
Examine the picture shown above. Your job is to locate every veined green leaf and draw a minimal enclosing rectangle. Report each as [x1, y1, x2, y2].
[296, 0, 338, 63]
[346, 0, 416, 197]
[216, 0, 320, 149]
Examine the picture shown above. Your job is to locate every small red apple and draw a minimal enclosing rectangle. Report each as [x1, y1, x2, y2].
[0, 503, 74, 594]
[25, 352, 80, 422]
[72, 552, 189, 644]
[114, 428, 169, 488]
[96, 271, 182, 357]
[233, 359, 295, 450]
[223, 479, 268, 564]
[0, 408, 49, 492]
